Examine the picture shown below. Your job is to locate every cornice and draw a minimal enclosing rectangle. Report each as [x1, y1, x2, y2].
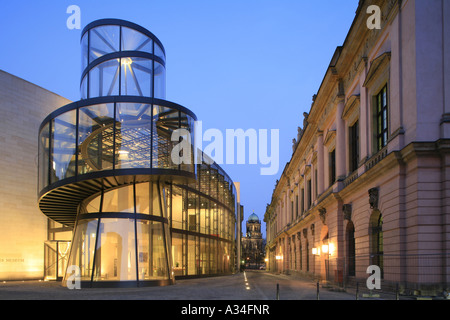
[342, 94, 361, 120]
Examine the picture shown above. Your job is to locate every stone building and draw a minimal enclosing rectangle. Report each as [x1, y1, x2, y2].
[0, 69, 72, 280]
[264, 0, 450, 296]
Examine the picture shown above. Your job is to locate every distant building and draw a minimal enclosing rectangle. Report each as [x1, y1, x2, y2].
[242, 213, 265, 268]
[265, 0, 450, 296]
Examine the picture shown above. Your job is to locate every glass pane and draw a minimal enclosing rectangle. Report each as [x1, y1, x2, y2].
[378, 115, 382, 133]
[50, 110, 77, 184]
[135, 182, 150, 214]
[179, 113, 195, 173]
[211, 202, 218, 236]
[171, 186, 183, 229]
[377, 94, 382, 112]
[115, 103, 151, 169]
[102, 185, 135, 213]
[152, 105, 178, 170]
[154, 62, 166, 99]
[188, 191, 198, 232]
[89, 59, 120, 98]
[44, 242, 57, 281]
[187, 235, 197, 276]
[89, 25, 120, 62]
[57, 242, 71, 279]
[65, 219, 98, 281]
[154, 43, 165, 60]
[151, 182, 163, 217]
[39, 122, 50, 191]
[171, 233, 184, 276]
[120, 58, 152, 97]
[200, 197, 209, 235]
[81, 75, 88, 100]
[78, 103, 115, 174]
[81, 32, 89, 71]
[210, 238, 217, 274]
[85, 195, 101, 213]
[200, 237, 207, 274]
[121, 27, 153, 53]
[94, 218, 137, 281]
[137, 220, 169, 280]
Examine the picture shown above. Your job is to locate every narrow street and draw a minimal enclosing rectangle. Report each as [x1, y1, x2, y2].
[0, 270, 355, 300]
[243, 270, 354, 300]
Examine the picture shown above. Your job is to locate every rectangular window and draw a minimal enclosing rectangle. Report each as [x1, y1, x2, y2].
[295, 195, 299, 218]
[300, 189, 304, 215]
[329, 150, 336, 186]
[307, 180, 312, 209]
[291, 201, 294, 222]
[376, 85, 388, 151]
[349, 120, 359, 172]
[314, 169, 318, 198]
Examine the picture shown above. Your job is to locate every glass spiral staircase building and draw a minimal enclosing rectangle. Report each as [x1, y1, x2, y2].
[38, 19, 237, 288]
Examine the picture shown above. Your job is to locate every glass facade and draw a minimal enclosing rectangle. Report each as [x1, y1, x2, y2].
[38, 19, 237, 288]
[38, 100, 196, 186]
[68, 181, 172, 286]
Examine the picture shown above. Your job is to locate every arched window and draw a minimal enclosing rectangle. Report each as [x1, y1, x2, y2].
[306, 241, 310, 272]
[370, 211, 383, 278]
[299, 242, 303, 271]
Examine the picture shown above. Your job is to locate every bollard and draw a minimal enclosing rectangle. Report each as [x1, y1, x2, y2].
[396, 283, 399, 300]
[317, 282, 320, 300]
[276, 283, 280, 300]
[356, 282, 359, 300]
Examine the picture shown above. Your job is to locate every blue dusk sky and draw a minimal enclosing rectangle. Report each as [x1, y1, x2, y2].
[0, 0, 358, 238]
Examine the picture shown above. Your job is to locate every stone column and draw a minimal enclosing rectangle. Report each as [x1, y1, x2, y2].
[336, 96, 346, 181]
[317, 132, 324, 195]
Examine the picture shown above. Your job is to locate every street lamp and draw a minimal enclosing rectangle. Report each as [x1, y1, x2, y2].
[312, 247, 320, 256]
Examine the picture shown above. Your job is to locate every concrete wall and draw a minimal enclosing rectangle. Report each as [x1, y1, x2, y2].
[0, 70, 71, 280]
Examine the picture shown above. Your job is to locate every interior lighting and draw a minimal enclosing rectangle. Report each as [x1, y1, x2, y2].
[121, 58, 133, 66]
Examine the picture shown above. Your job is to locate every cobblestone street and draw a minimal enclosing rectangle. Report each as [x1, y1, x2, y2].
[0, 271, 357, 300]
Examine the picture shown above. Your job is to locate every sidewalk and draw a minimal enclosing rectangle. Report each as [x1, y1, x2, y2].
[0, 272, 352, 300]
[270, 271, 448, 300]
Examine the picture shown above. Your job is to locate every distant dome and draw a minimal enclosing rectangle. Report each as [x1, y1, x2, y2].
[248, 212, 259, 222]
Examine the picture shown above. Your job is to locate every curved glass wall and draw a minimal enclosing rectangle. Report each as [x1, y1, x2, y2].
[64, 167, 236, 286]
[38, 100, 196, 190]
[80, 21, 166, 100]
[170, 162, 236, 277]
[65, 181, 173, 287]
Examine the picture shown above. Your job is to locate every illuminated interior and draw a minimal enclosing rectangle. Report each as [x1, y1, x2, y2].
[38, 19, 237, 288]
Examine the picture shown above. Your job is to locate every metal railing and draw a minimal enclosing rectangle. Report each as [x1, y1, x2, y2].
[323, 254, 450, 298]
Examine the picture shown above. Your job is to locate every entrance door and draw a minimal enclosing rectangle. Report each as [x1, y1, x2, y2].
[44, 241, 71, 281]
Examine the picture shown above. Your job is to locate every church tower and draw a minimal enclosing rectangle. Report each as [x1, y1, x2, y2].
[242, 212, 264, 269]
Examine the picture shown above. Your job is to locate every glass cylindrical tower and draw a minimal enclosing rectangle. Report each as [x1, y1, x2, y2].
[80, 19, 167, 101]
[38, 19, 197, 287]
